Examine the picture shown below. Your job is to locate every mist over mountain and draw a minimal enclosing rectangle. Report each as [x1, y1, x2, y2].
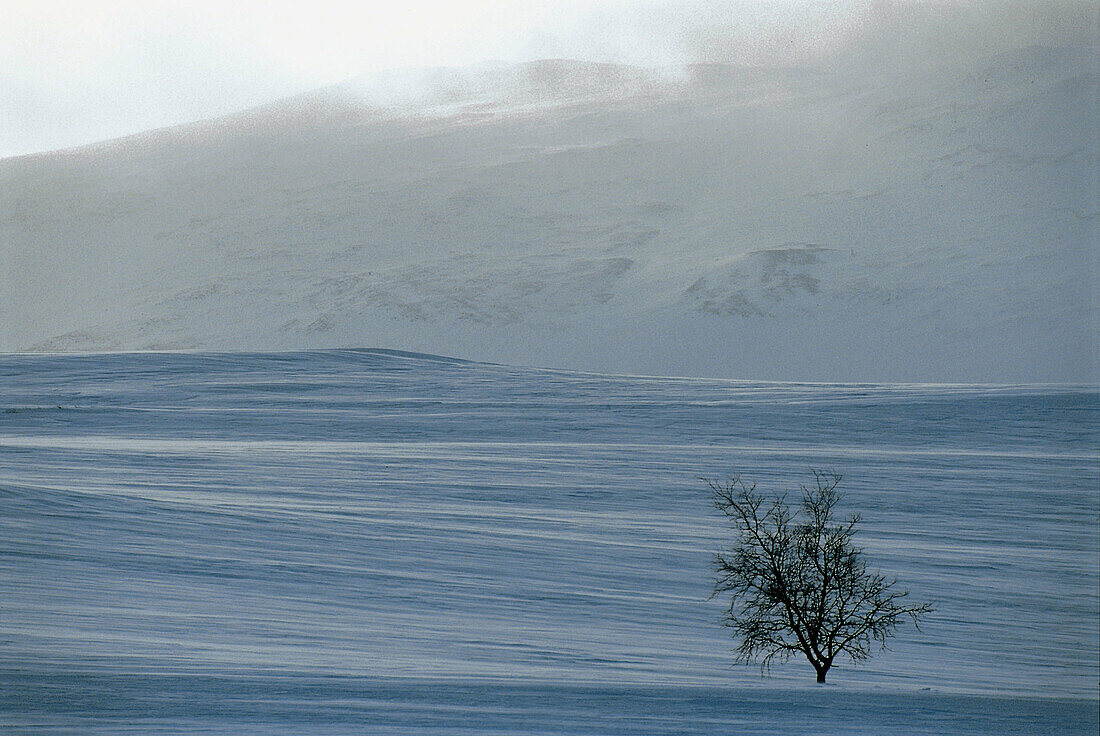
[2, 25, 1095, 380]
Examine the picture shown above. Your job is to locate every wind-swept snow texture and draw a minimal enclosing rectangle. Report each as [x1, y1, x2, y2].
[1, 350, 1096, 734]
[1, 46, 1097, 382]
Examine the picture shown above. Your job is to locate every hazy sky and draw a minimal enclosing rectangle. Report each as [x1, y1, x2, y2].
[1, 1, 1093, 158]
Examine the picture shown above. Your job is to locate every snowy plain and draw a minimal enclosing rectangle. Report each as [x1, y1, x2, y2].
[1, 350, 1096, 734]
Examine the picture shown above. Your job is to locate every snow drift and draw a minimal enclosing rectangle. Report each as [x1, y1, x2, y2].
[2, 350, 1097, 733]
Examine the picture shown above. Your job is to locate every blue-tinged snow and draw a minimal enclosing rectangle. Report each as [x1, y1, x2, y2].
[1, 350, 1097, 734]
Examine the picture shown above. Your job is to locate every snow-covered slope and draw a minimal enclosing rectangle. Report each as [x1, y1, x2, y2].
[2, 49, 1096, 381]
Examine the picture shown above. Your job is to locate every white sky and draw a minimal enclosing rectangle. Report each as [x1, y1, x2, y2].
[0, 0, 868, 157]
[1, 1, 1092, 158]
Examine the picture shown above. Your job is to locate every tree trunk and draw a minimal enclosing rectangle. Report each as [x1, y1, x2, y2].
[815, 664, 829, 683]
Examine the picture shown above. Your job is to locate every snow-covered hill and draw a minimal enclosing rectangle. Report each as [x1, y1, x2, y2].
[2, 48, 1096, 381]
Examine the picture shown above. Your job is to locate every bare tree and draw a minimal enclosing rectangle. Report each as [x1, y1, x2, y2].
[709, 471, 931, 683]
